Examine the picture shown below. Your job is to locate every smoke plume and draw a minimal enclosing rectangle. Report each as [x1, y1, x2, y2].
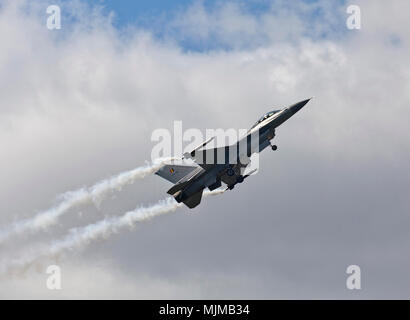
[1, 189, 225, 275]
[0, 158, 173, 244]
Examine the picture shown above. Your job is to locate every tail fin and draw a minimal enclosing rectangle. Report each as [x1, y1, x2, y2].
[155, 164, 198, 184]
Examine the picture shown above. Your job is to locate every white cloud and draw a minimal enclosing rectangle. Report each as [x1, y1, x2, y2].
[1, 0, 410, 298]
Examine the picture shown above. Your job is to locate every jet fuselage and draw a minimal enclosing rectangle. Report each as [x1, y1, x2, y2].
[172, 98, 311, 207]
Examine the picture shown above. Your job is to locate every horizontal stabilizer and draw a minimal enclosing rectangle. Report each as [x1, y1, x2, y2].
[183, 190, 203, 209]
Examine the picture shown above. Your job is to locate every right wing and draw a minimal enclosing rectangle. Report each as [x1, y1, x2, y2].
[185, 144, 238, 171]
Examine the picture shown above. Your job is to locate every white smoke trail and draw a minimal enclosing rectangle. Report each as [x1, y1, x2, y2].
[0, 158, 173, 244]
[51, 188, 224, 253]
[0, 189, 225, 275]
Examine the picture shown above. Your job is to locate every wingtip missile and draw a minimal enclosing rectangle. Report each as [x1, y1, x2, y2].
[183, 136, 215, 159]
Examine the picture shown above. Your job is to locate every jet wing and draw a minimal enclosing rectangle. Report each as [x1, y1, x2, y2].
[186, 145, 238, 171]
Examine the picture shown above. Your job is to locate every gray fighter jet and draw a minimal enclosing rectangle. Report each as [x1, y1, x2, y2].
[156, 98, 311, 208]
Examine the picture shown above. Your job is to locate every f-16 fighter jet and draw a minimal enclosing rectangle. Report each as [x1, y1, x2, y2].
[156, 98, 311, 208]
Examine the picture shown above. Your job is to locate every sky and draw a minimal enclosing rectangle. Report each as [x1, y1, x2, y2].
[0, 0, 410, 299]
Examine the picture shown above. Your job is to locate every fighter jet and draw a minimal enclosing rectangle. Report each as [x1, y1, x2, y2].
[155, 98, 311, 208]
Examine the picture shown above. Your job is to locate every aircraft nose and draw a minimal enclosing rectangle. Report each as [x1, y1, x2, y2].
[288, 98, 311, 114]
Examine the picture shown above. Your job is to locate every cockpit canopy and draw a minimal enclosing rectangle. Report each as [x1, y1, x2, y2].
[250, 110, 281, 129]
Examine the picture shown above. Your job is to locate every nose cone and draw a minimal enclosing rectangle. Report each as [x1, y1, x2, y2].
[288, 98, 311, 114]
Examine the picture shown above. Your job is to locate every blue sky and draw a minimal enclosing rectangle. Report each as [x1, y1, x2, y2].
[93, 0, 346, 26]
[97, 0, 272, 27]
[55, 0, 348, 51]
[97, 0, 193, 27]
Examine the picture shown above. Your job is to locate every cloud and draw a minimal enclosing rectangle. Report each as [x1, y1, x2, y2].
[0, 257, 288, 299]
[1, 0, 410, 298]
[166, 0, 348, 50]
